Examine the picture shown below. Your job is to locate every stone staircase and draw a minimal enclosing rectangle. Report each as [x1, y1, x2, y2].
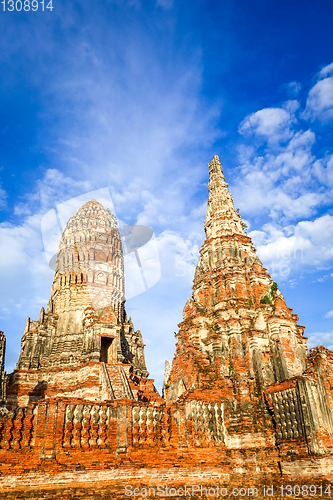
[104, 364, 134, 400]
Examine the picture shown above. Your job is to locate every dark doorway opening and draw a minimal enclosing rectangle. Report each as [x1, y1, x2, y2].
[100, 337, 113, 363]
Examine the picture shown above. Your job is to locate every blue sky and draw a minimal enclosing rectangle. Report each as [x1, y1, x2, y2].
[0, 0, 333, 392]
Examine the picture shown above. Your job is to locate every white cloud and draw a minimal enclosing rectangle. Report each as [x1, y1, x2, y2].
[303, 63, 333, 122]
[238, 107, 295, 144]
[319, 62, 333, 78]
[235, 63, 333, 227]
[250, 215, 333, 279]
[313, 155, 333, 186]
[284, 81, 302, 97]
[0, 185, 7, 209]
[0, 213, 54, 319]
[156, 0, 174, 9]
[136, 190, 165, 226]
[0, 220, 38, 271]
[14, 168, 91, 218]
[0, 169, 100, 312]
[233, 128, 326, 221]
[190, 201, 207, 219]
[155, 230, 201, 286]
[282, 99, 300, 114]
[274, 129, 315, 175]
[37, 169, 91, 212]
[234, 66, 333, 224]
[324, 310, 333, 318]
[307, 331, 333, 350]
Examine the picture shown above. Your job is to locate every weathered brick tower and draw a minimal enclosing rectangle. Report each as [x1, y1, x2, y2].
[0, 332, 6, 416]
[165, 157, 333, 459]
[6, 200, 159, 408]
[0, 158, 333, 498]
[166, 155, 308, 404]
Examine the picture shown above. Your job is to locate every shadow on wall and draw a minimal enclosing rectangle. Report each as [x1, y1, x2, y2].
[28, 381, 47, 405]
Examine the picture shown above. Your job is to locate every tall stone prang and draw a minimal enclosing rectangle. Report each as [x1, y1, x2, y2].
[6, 200, 160, 407]
[166, 155, 308, 402]
[0, 332, 6, 414]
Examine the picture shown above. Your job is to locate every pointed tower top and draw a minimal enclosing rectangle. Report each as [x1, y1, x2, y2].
[83, 199, 103, 206]
[193, 155, 265, 288]
[208, 155, 225, 180]
[53, 198, 125, 322]
[205, 155, 244, 239]
[67, 200, 116, 227]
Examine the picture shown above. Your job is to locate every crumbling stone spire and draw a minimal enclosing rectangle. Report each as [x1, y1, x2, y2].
[194, 155, 263, 287]
[51, 200, 125, 322]
[6, 200, 160, 407]
[205, 155, 244, 239]
[0, 332, 6, 415]
[166, 155, 308, 403]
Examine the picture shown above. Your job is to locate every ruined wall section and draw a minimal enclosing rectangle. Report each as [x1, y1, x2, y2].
[264, 372, 333, 460]
[0, 397, 279, 475]
[1, 390, 332, 481]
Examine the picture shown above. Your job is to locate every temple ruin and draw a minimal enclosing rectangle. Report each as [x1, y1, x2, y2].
[0, 156, 332, 498]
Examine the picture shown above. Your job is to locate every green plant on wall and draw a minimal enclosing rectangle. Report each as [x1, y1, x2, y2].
[260, 295, 272, 305]
[260, 282, 278, 307]
[207, 323, 219, 335]
[106, 208, 118, 224]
